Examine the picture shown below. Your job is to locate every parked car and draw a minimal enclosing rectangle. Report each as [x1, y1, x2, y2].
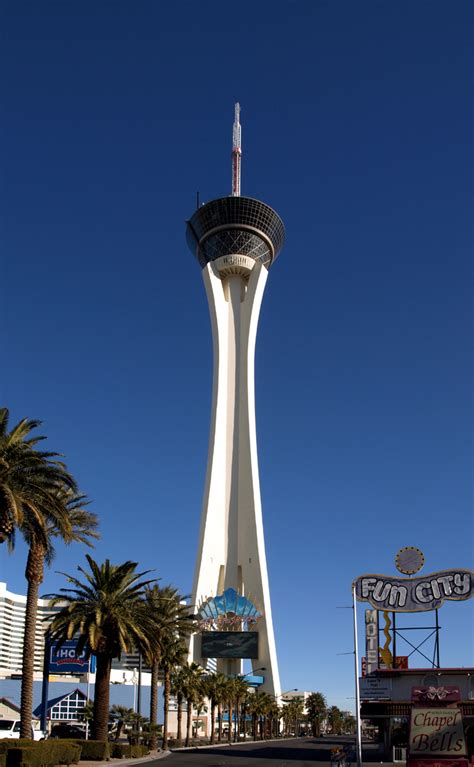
[0, 719, 44, 740]
[49, 723, 86, 739]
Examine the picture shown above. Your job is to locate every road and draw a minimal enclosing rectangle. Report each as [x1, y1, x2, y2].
[153, 736, 384, 767]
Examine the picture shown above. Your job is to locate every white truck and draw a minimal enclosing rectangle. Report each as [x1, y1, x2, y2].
[0, 719, 45, 741]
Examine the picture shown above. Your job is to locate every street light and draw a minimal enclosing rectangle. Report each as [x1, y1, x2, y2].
[236, 667, 266, 681]
[277, 688, 298, 702]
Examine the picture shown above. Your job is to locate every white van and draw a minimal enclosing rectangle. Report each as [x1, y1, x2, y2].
[0, 719, 44, 741]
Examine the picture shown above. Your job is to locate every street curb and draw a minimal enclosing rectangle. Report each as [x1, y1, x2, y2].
[81, 754, 171, 767]
[171, 736, 308, 751]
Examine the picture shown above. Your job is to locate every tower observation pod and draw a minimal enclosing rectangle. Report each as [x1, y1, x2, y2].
[186, 105, 284, 695]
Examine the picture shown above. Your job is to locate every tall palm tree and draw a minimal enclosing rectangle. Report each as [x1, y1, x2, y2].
[0, 408, 77, 547]
[266, 697, 280, 739]
[141, 585, 192, 750]
[20, 493, 98, 737]
[161, 638, 187, 751]
[202, 673, 227, 745]
[247, 691, 272, 741]
[181, 662, 204, 747]
[328, 705, 343, 735]
[224, 677, 239, 744]
[47, 555, 155, 741]
[170, 666, 187, 747]
[232, 677, 249, 742]
[306, 691, 327, 737]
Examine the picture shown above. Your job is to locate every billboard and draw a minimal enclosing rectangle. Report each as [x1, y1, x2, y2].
[201, 631, 258, 659]
[50, 640, 96, 674]
[354, 569, 473, 612]
[409, 708, 466, 757]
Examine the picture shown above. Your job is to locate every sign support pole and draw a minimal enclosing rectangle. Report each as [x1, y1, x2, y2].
[352, 584, 363, 767]
[40, 633, 51, 735]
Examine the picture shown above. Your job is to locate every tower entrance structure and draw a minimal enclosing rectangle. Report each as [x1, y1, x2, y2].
[186, 105, 284, 695]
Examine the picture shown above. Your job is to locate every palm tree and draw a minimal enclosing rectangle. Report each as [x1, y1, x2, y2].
[247, 691, 271, 741]
[181, 662, 204, 747]
[161, 638, 187, 751]
[47, 555, 155, 741]
[232, 677, 249, 742]
[266, 697, 280, 739]
[109, 705, 134, 741]
[216, 674, 230, 742]
[141, 585, 192, 750]
[328, 705, 343, 735]
[0, 408, 77, 547]
[20, 493, 98, 737]
[306, 691, 327, 737]
[0, 409, 87, 736]
[281, 698, 303, 737]
[202, 673, 227, 745]
[170, 666, 187, 747]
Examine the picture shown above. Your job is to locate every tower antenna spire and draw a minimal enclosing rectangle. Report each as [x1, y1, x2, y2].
[231, 102, 241, 197]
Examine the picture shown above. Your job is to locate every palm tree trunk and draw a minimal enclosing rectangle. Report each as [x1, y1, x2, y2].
[217, 703, 222, 741]
[20, 544, 44, 738]
[93, 653, 112, 740]
[234, 698, 240, 742]
[149, 660, 159, 749]
[185, 696, 192, 747]
[210, 702, 216, 744]
[252, 713, 257, 741]
[227, 701, 233, 744]
[176, 693, 183, 746]
[162, 669, 171, 750]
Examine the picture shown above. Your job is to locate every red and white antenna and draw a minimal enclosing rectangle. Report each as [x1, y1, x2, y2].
[231, 102, 242, 197]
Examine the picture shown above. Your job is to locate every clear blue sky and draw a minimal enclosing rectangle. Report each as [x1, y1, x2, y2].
[1, 1, 472, 709]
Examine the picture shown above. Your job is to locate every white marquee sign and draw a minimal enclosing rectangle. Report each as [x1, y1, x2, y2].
[354, 569, 474, 612]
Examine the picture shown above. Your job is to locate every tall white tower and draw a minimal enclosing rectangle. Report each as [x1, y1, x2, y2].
[186, 105, 284, 695]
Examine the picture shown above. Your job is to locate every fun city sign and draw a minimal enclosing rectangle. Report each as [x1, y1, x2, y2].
[354, 569, 474, 612]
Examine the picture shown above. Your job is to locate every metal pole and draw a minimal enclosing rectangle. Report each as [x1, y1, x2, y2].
[392, 612, 397, 668]
[85, 657, 91, 740]
[435, 610, 440, 668]
[137, 653, 142, 716]
[40, 634, 51, 735]
[352, 584, 363, 767]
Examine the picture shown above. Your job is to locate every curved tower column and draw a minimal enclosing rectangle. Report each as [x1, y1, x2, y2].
[189, 258, 280, 695]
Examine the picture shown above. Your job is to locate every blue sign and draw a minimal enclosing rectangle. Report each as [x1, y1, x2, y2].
[50, 640, 96, 674]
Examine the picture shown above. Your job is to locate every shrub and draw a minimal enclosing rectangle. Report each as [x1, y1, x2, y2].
[0, 742, 35, 754]
[76, 741, 109, 761]
[41, 741, 82, 764]
[4, 746, 42, 767]
[109, 745, 148, 759]
[0, 752, 5, 767]
[3, 741, 82, 767]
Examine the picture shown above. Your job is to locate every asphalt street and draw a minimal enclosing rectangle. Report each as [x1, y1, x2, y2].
[153, 737, 388, 767]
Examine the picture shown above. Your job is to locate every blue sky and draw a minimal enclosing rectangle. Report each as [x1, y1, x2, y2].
[1, 1, 472, 709]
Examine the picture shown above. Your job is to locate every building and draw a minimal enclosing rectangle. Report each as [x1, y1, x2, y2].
[0, 582, 151, 686]
[360, 667, 474, 759]
[186, 105, 285, 695]
[0, 697, 22, 719]
[33, 688, 88, 724]
[0, 582, 55, 677]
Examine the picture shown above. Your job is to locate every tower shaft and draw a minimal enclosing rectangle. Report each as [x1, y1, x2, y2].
[189, 260, 281, 695]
